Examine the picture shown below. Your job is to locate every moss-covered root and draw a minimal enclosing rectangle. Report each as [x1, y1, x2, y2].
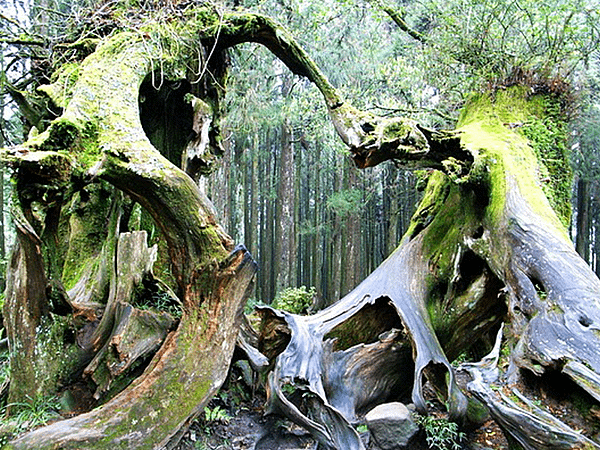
[7, 247, 256, 450]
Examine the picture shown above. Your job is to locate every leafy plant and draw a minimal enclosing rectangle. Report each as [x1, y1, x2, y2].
[326, 188, 364, 219]
[244, 297, 266, 315]
[272, 286, 316, 314]
[281, 382, 297, 396]
[356, 424, 368, 433]
[194, 441, 208, 450]
[203, 405, 230, 424]
[132, 276, 182, 318]
[1, 395, 61, 435]
[414, 414, 466, 450]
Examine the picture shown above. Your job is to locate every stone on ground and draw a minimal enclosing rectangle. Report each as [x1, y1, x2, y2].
[365, 402, 419, 450]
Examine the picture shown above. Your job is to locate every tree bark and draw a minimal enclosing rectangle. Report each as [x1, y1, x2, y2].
[341, 163, 361, 296]
[575, 177, 590, 263]
[275, 119, 296, 293]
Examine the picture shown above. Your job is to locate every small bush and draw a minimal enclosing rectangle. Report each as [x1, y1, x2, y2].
[0, 394, 61, 436]
[414, 414, 465, 450]
[203, 405, 230, 424]
[272, 286, 316, 314]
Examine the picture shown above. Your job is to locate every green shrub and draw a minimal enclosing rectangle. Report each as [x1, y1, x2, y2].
[0, 394, 61, 437]
[203, 405, 230, 424]
[414, 414, 465, 450]
[272, 286, 316, 314]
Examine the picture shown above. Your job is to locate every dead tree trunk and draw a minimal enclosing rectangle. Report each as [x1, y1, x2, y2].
[256, 87, 600, 449]
[1, 12, 258, 448]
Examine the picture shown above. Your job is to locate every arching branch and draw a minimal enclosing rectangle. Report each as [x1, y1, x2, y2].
[213, 11, 471, 172]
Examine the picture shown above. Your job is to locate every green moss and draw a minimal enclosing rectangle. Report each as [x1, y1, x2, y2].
[379, 117, 412, 141]
[403, 170, 489, 337]
[457, 87, 570, 240]
[9, 315, 83, 405]
[405, 170, 451, 239]
[520, 96, 572, 227]
[42, 119, 80, 152]
[61, 183, 113, 291]
[92, 306, 218, 449]
[409, 86, 573, 339]
[38, 62, 81, 108]
[32, 116, 100, 172]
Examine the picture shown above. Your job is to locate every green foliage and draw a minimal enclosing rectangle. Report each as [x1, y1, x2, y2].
[326, 189, 363, 219]
[414, 414, 466, 450]
[218, 382, 250, 409]
[244, 297, 270, 315]
[356, 423, 368, 433]
[272, 286, 316, 314]
[420, 0, 599, 84]
[132, 276, 182, 318]
[190, 405, 232, 448]
[0, 394, 61, 437]
[137, 288, 182, 318]
[0, 351, 9, 388]
[203, 405, 231, 424]
[280, 380, 298, 397]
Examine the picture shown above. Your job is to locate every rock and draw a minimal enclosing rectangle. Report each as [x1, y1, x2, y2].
[59, 390, 76, 413]
[365, 402, 419, 450]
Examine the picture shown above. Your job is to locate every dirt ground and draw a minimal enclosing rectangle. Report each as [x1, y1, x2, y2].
[170, 365, 504, 450]
[170, 355, 600, 450]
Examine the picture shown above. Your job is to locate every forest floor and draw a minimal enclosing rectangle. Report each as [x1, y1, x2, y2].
[172, 390, 508, 450]
[171, 362, 507, 450]
[172, 359, 600, 450]
[173, 392, 317, 450]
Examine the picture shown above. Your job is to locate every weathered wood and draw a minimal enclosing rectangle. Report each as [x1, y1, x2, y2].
[2, 17, 257, 449]
[86, 231, 157, 353]
[9, 247, 256, 450]
[253, 88, 600, 450]
[3, 207, 51, 403]
[257, 235, 469, 449]
[181, 95, 217, 181]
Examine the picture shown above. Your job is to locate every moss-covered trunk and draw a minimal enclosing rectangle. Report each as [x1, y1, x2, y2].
[256, 87, 600, 449]
[1, 9, 259, 449]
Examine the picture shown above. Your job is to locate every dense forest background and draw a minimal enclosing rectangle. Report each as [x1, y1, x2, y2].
[1, 0, 599, 307]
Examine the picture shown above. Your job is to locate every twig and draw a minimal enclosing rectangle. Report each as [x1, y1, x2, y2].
[373, 103, 456, 122]
[31, 5, 73, 18]
[0, 12, 28, 33]
[0, 38, 47, 47]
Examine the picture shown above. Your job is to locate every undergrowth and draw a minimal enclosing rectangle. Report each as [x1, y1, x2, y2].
[414, 413, 466, 450]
